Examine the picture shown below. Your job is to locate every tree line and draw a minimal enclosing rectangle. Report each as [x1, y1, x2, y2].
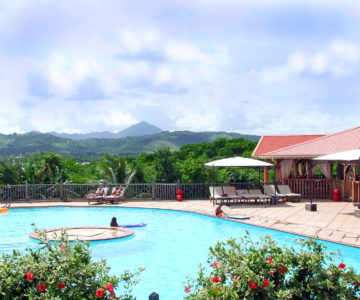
[0, 138, 260, 185]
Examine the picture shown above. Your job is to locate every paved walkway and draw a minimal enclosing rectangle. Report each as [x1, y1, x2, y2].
[5, 199, 360, 247]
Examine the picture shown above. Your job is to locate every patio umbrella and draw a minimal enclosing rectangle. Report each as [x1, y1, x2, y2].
[313, 149, 360, 209]
[204, 157, 273, 204]
[313, 149, 360, 162]
[204, 157, 273, 168]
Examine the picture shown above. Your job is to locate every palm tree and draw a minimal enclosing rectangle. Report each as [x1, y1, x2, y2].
[97, 153, 136, 188]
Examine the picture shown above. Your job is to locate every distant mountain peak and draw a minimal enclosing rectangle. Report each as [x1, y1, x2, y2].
[119, 121, 162, 138]
[48, 122, 163, 140]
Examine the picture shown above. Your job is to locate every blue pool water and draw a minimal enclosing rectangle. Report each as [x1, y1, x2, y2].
[0, 207, 360, 299]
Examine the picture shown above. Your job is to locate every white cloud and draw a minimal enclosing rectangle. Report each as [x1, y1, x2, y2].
[260, 41, 360, 84]
[117, 29, 160, 54]
[0, 0, 360, 136]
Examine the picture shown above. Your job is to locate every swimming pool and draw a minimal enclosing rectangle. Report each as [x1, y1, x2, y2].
[1, 207, 359, 299]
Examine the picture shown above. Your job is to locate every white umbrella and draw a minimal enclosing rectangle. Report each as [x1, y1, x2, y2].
[204, 157, 273, 168]
[204, 157, 273, 205]
[313, 149, 360, 162]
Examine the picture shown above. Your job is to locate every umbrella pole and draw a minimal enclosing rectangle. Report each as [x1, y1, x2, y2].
[273, 164, 277, 204]
[212, 165, 215, 206]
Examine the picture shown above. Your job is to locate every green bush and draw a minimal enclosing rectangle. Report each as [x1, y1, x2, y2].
[0, 229, 144, 300]
[185, 233, 360, 299]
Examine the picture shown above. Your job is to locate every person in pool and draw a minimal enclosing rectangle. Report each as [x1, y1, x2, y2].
[215, 204, 223, 218]
[110, 217, 119, 227]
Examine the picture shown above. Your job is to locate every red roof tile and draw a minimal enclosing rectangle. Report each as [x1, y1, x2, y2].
[252, 135, 325, 157]
[261, 126, 360, 158]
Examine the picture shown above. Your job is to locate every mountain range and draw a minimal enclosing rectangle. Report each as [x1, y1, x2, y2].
[0, 122, 260, 159]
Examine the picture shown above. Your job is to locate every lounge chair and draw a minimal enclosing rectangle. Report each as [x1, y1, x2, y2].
[87, 187, 109, 204]
[222, 186, 244, 204]
[209, 186, 230, 205]
[278, 185, 301, 202]
[263, 185, 287, 203]
[104, 186, 125, 204]
[247, 189, 271, 203]
[236, 189, 259, 204]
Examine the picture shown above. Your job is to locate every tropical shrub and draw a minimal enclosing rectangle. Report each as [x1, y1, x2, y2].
[184, 233, 360, 299]
[0, 229, 143, 300]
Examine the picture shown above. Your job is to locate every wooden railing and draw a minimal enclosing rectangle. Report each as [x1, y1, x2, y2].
[0, 182, 259, 201]
[283, 178, 345, 199]
[5, 180, 352, 201]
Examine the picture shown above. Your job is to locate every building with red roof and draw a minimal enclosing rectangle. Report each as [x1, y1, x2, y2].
[252, 126, 360, 202]
[252, 135, 325, 158]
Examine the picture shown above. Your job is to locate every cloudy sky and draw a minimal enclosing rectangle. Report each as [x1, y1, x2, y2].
[1, 0, 360, 135]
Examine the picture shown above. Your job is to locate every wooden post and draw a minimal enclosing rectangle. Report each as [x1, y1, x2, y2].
[358, 159, 360, 209]
[152, 180, 155, 200]
[305, 160, 317, 211]
[60, 182, 65, 200]
[25, 181, 28, 201]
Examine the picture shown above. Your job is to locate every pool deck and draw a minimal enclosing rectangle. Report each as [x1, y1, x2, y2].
[5, 199, 360, 248]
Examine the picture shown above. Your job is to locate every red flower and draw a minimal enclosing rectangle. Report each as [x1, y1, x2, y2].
[38, 283, 47, 293]
[231, 274, 238, 281]
[58, 283, 65, 289]
[214, 287, 221, 291]
[59, 243, 66, 250]
[307, 252, 311, 257]
[184, 286, 191, 293]
[110, 294, 117, 299]
[344, 277, 349, 281]
[212, 275, 220, 283]
[25, 273, 34, 280]
[339, 262, 346, 269]
[96, 289, 105, 298]
[211, 261, 219, 268]
[268, 256, 272, 264]
[262, 278, 269, 287]
[249, 281, 256, 289]
[105, 283, 114, 292]
[278, 267, 287, 274]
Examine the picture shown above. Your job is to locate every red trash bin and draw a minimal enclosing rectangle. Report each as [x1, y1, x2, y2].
[333, 188, 340, 202]
[176, 189, 183, 201]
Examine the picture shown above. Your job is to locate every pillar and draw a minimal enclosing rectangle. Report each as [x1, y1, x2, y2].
[264, 159, 270, 183]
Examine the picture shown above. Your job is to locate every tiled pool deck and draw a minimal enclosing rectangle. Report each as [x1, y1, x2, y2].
[5, 199, 360, 247]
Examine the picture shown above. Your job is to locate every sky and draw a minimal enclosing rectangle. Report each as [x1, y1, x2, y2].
[1, 0, 360, 135]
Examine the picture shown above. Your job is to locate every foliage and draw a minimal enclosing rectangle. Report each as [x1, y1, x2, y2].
[0, 137, 259, 184]
[184, 233, 360, 299]
[0, 228, 144, 300]
[153, 147, 178, 183]
[97, 153, 136, 184]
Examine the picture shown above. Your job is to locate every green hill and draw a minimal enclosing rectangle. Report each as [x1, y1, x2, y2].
[0, 131, 259, 159]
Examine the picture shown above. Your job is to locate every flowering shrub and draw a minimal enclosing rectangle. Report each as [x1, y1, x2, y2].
[185, 232, 360, 299]
[0, 228, 144, 300]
